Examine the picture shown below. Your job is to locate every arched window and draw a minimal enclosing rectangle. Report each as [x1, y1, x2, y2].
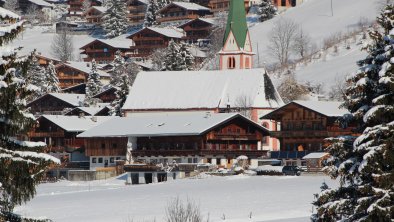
[227, 57, 235, 69]
[262, 122, 269, 129]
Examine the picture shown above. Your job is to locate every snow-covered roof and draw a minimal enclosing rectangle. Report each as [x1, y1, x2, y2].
[122, 69, 284, 110]
[62, 61, 110, 77]
[302, 152, 329, 159]
[0, 7, 20, 19]
[48, 93, 85, 106]
[189, 47, 206, 58]
[131, 27, 184, 39]
[293, 100, 349, 117]
[78, 112, 268, 138]
[40, 115, 116, 132]
[91, 6, 107, 13]
[160, 2, 210, 12]
[178, 18, 215, 28]
[98, 39, 132, 49]
[28, 0, 53, 7]
[67, 103, 109, 116]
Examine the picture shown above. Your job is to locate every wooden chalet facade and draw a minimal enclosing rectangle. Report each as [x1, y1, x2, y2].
[55, 61, 110, 88]
[207, 0, 249, 13]
[126, 0, 147, 25]
[157, 2, 212, 24]
[178, 18, 214, 43]
[127, 27, 184, 58]
[78, 113, 270, 170]
[262, 101, 356, 153]
[27, 93, 85, 116]
[80, 39, 133, 63]
[93, 87, 117, 103]
[84, 6, 106, 24]
[68, 0, 101, 16]
[28, 115, 115, 164]
[273, 0, 303, 9]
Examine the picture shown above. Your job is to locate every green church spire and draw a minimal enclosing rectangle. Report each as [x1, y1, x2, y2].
[223, 0, 248, 48]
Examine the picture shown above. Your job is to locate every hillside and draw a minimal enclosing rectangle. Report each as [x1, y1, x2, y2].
[249, 0, 381, 94]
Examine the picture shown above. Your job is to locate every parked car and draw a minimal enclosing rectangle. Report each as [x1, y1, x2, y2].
[282, 166, 302, 176]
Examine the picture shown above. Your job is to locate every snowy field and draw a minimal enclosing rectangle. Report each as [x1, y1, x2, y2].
[15, 174, 338, 222]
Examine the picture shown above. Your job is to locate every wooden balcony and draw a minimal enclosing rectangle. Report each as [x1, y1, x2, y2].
[158, 14, 199, 23]
[270, 130, 329, 138]
[28, 131, 65, 138]
[131, 149, 267, 157]
[208, 133, 259, 140]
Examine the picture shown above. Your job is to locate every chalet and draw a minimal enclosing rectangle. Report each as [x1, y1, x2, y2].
[178, 18, 214, 43]
[127, 27, 184, 58]
[68, 0, 101, 16]
[121, 69, 284, 151]
[126, 0, 147, 25]
[27, 93, 85, 116]
[80, 39, 133, 64]
[78, 113, 270, 170]
[65, 103, 110, 116]
[261, 100, 355, 165]
[55, 61, 110, 88]
[157, 2, 212, 24]
[84, 6, 106, 24]
[36, 54, 61, 67]
[28, 115, 115, 163]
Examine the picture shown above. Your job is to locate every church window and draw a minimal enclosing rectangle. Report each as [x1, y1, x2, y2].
[245, 57, 250, 69]
[227, 57, 235, 69]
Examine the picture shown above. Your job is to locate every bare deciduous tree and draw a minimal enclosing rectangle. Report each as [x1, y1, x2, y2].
[328, 75, 349, 101]
[165, 197, 209, 222]
[268, 18, 299, 66]
[277, 71, 309, 103]
[234, 94, 252, 119]
[292, 27, 311, 59]
[51, 28, 74, 62]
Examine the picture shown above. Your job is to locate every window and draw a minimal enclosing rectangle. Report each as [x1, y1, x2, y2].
[262, 122, 269, 129]
[262, 136, 269, 145]
[245, 57, 250, 69]
[101, 143, 105, 149]
[110, 157, 114, 163]
[227, 57, 235, 69]
[92, 157, 97, 163]
[207, 158, 212, 163]
[112, 143, 117, 148]
[98, 158, 103, 163]
[281, 0, 286, 6]
[116, 157, 121, 160]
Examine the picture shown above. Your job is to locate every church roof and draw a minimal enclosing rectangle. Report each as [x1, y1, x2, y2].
[122, 69, 284, 110]
[223, 0, 248, 48]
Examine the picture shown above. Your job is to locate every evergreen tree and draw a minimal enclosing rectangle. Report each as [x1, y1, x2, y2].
[163, 40, 194, 71]
[0, 7, 59, 220]
[101, 0, 128, 38]
[26, 50, 47, 99]
[157, 0, 171, 10]
[259, 0, 277, 22]
[45, 61, 61, 93]
[108, 51, 139, 116]
[85, 60, 103, 106]
[144, 0, 159, 27]
[312, 5, 394, 221]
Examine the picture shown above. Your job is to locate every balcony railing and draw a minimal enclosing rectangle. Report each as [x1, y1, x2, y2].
[131, 149, 267, 157]
[28, 131, 65, 138]
[158, 14, 199, 23]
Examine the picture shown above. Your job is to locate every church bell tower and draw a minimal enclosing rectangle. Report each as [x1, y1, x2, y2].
[219, 0, 255, 70]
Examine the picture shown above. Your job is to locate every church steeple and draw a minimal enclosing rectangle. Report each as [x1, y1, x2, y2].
[219, 0, 254, 70]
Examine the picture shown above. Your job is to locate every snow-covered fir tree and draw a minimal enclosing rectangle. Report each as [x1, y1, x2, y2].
[85, 59, 103, 106]
[259, 0, 277, 22]
[26, 50, 47, 99]
[163, 40, 194, 71]
[157, 0, 171, 10]
[45, 60, 61, 93]
[144, 0, 159, 27]
[0, 7, 59, 220]
[101, 0, 128, 38]
[312, 5, 394, 221]
[108, 51, 139, 116]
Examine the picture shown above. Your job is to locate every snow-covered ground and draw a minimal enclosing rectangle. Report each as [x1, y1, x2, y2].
[10, 26, 95, 60]
[15, 174, 338, 222]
